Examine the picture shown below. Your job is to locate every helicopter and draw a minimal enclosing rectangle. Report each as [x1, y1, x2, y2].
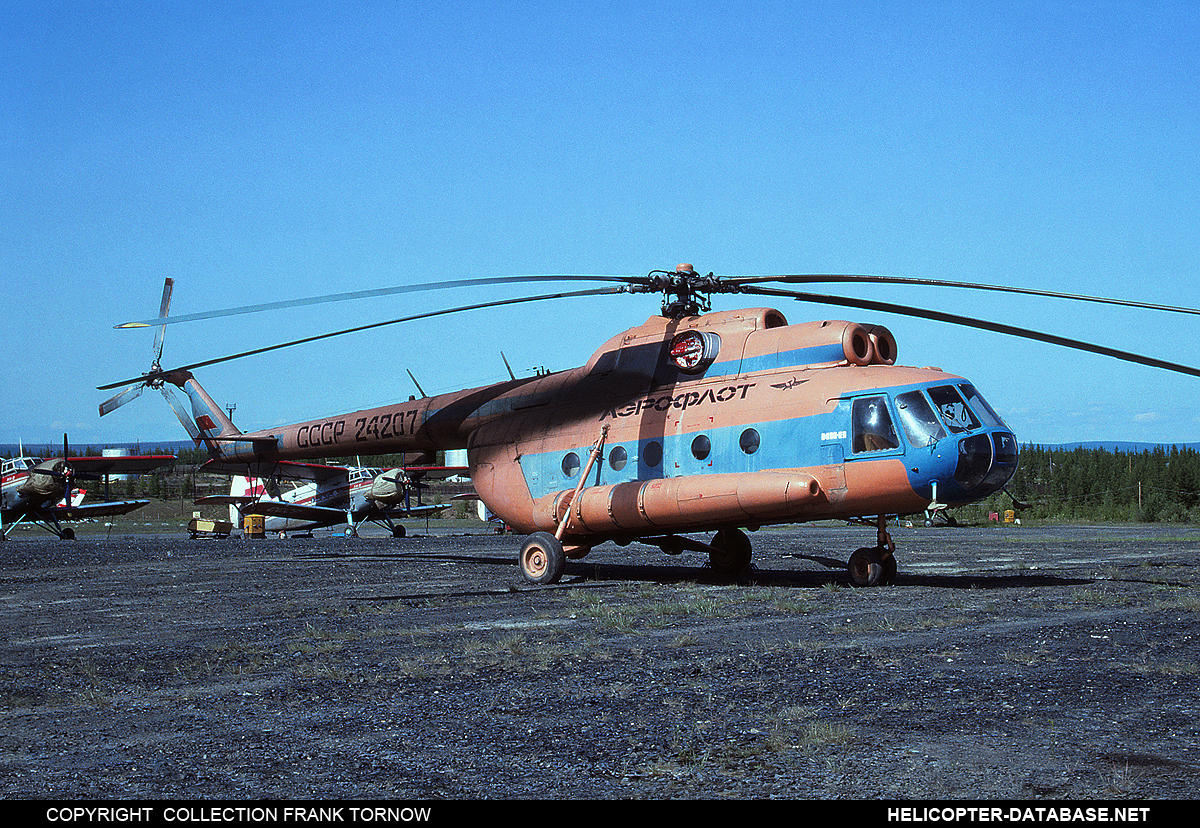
[99, 267, 1200, 585]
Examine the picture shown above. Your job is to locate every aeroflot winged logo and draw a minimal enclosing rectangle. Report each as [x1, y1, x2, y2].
[601, 383, 756, 420]
[669, 331, 720, 373]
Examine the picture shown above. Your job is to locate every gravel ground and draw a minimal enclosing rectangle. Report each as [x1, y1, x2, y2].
[2, 521, 1198, 800]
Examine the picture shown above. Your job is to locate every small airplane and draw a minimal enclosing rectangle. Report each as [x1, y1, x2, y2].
[99, 268, 1200, 585]
[195, 457, 462, 537]
[2, 437, 175, 539]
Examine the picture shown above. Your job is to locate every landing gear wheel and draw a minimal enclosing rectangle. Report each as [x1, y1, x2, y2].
[520, 531, 566, 585]
[391, 525, 406, 539]
[709, 527, 753, 575]
[848, 547, 883, 587]
[881, 553, 898, 586]
[60, 528, 75, 541]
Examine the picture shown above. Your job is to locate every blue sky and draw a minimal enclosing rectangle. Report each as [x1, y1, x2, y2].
[3, 1, 1200, 450]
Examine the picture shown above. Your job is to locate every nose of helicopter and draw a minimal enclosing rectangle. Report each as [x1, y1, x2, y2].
[949, 429, 1019, 501]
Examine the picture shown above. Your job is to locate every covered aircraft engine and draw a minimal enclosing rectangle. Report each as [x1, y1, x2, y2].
[18, 459, 68, 501]
[367, 470, 411, 506]
[532, 471, 824, 537]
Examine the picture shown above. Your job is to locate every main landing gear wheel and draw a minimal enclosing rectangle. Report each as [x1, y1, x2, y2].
[519, 531, 566, 585]
[709, 527, 752, 575]
[848, 546, 897, 587]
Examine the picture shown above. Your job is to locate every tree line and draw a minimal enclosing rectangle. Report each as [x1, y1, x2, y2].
[972, 444, 1200, 524]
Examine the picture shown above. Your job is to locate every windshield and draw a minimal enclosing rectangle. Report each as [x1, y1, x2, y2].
[957, 384, 1007, 428]
[927, 385, 980, 433]
[895, 390, 947, 447]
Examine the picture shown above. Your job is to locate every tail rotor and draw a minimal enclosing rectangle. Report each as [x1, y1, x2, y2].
[99, 278, 202, 442]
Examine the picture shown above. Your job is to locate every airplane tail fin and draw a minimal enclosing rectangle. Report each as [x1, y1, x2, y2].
[229, 476, 263, 523]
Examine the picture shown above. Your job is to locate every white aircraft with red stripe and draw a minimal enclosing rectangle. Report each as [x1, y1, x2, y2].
[197, 457, 460, 537]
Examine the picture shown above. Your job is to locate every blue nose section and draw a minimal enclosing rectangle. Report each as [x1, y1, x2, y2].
[951, 430, 1019, 501]
[908, 428, 1019, 506]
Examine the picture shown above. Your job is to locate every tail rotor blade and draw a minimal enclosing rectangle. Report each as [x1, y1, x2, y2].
[160, 386, 201, 442]
[152, 277, 174, 364]
[99, 383, 144, 417]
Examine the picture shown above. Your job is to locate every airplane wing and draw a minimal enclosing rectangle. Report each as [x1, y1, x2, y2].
[195, 495, 260, 507]
[248, 500, 453, 523]
[404, 466, 470, 481]
[67, 456, 176, 475]
[393, 502, 454, 518]
[199, 458, 349, 482]
[3, 500, 153, 523]
[244, 500, 345, 524]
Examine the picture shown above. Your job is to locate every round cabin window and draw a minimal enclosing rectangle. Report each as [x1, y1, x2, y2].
[562, 452, 581, 477]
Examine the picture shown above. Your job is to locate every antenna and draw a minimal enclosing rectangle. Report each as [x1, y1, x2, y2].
[406, 370, 427, 398]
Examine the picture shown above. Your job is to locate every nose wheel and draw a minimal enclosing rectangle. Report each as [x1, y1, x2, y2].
[847, 516, 897, 587]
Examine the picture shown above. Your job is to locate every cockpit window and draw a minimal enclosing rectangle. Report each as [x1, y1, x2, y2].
[852, 396, 900, 454]
[957, 384, 1006, 428]
[928, 385, 980, 433]
[895, 390, 947, 447]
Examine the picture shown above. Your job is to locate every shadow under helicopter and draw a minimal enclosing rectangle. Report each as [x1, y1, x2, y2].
[295, 547, 1095, 590]
[558, 558, 1095, 590]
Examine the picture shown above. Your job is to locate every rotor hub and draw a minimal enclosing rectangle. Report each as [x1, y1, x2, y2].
[647, 264, 725, 318]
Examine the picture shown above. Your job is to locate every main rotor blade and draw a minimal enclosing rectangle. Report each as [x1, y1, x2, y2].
[99, 286, 627, 390]
[738, 285, 1200, 378]
[115, 274, 640, 329]
[729, 274, 1200, 317]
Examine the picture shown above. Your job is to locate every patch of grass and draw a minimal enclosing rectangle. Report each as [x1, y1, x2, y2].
[173, 641, 271, 679]
[1060, 587, 1135, 608]
[566, 587, 735, 633]
[48, 658, 113, 708]
[1150, 587, 1200, 612]
[1124, 659, 1200, 678]
[763, 706, 855, 754]
[287, 621, 357, 656]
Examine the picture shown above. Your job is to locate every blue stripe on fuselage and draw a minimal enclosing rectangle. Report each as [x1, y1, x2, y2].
[704, 343, 849, 379]
[517, 377, 992, 508]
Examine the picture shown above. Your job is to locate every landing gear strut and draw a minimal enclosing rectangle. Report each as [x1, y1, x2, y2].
[847, 515, 897, 587]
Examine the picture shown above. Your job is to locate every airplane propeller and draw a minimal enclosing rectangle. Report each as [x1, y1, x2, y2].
[98, 278, 202, 442]
[28, 435, 100, 504]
